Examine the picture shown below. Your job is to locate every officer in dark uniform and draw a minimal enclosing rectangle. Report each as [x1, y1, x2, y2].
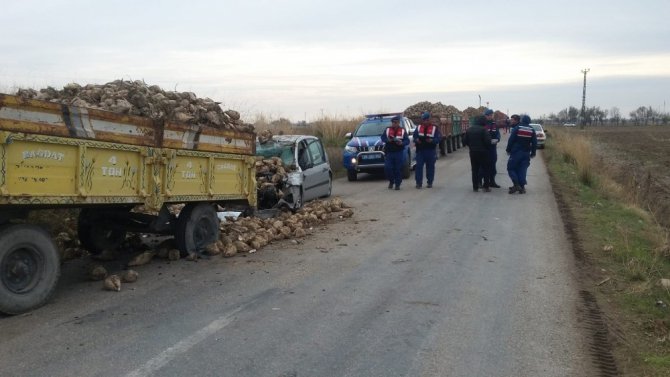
[506, 114, 537, 194]
[413, 111, 442, 189]
[380, 115, 410, 190]
[483, 109, 502, 188]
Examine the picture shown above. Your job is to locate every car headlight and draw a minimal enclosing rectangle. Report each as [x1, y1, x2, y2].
[344, 145, 357, 153]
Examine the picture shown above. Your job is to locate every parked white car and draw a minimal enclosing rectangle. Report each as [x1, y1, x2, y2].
[529, 123, 547, 149]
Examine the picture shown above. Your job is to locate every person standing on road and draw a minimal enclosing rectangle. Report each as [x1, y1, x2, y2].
[508, 114, 520, 131]
[463, 115, 492, 192]
[483, 109, 502, 188]
[381, 115, 410, 190]
[506, 114, 537, 194]
[413, 111, 442, 189]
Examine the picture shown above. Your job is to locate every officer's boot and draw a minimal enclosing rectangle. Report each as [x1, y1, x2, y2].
[519, 185, 526, 194]
[508, 182, 520, 194]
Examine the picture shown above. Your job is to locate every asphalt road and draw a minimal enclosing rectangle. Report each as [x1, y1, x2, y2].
[0, 140, 595, 377]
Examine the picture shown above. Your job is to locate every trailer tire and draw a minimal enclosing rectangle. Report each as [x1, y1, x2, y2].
[78, 208, 128, 254]
[0, 224, 60, 315]
[175, 203, 220, 257]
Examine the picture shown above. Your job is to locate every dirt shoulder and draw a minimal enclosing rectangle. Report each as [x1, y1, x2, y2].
[545, 125, 670, 377]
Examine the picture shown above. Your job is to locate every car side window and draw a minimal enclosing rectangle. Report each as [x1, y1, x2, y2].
[297, 141, 310, 170]
[307, 139, 326, 166]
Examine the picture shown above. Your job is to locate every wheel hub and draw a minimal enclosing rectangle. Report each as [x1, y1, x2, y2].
[2, 248, 40, 293]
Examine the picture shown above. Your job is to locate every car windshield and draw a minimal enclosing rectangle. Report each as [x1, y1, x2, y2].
[354, 119, 392, 137]
[256, 140, 295, 166]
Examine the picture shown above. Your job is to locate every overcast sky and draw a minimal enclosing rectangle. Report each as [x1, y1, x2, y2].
[2, 0, 669, 121]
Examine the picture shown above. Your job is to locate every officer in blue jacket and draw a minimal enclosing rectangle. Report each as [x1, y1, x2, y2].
[506, 114, 537, 194]
[380, 115, 410, 190]
[413, 111, 442, 189]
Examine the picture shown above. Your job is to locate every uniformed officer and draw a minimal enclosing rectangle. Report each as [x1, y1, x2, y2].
[483, 109, 502, 188]
[506, 114, 537, 194]
[413, 111, 442, 189]
[380, 115, 410, 190]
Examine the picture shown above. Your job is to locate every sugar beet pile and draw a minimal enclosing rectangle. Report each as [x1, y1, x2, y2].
[16, 79, 254, 132]
[54, 197, 353, 291]
[16, 81, 292, 203]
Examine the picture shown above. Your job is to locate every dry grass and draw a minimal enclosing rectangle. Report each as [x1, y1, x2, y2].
[546, 125, 670, 376]
[551, 128, 595, 186]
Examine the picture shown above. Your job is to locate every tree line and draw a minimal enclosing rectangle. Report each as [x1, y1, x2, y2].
[540, 105, 670, 126]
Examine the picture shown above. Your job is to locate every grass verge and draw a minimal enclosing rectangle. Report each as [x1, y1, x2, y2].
[544, 127, 670, 376]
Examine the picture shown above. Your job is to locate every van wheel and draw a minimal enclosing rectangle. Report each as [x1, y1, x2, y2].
[78, 208, 128, 254]
[0, 224, 60, 315]
[175, 203, 220, 257]
[347, 169, 357, 181]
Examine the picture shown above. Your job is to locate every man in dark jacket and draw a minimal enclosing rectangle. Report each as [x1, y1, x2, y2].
[463, 115, 492, 192]
[413, 111, 442, 189]
[380, 115, 410, 190]
[505, 114, 537, 194]
[483, 108, 502, 188]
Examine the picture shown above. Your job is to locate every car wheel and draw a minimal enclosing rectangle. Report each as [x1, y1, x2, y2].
[347, 169, 357, 181]
[0, 224, 61, 315]
[174, 203, 220, 257]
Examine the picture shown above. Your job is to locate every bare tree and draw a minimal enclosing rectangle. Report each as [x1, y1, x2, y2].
[609, 107, 621, 125]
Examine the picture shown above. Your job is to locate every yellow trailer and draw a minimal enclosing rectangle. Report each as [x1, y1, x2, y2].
[0, 94, 257, 314]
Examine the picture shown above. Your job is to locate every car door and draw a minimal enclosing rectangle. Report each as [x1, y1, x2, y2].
[301, 138, 331, 201]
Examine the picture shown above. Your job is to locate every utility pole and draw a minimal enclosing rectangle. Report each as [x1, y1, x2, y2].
[478, 94, 481, 108]
[580, 68, 590, 127]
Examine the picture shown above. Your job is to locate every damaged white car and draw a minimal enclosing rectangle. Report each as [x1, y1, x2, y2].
[256, 135, 333, 210]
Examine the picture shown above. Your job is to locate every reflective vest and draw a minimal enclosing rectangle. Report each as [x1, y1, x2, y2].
[416, 123, 437, 150]
[385, 127, 405, 152]
[514, 125, 535, 149]
[417, 124, 436, 138]
[386, 126, 405, 139]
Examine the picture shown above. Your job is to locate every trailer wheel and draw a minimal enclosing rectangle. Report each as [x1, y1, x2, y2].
[78, 208, 128, 254]
[175, 203, 220, 257]
[0, 224, 61, 315]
